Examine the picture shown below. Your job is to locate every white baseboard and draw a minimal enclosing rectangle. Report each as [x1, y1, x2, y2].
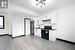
[0, 33, 9, 35]
[12, 33, 25, 37]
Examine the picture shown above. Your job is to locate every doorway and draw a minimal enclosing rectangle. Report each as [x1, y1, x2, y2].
[24, 18, 34, 36]
[24, 18, 31, 36]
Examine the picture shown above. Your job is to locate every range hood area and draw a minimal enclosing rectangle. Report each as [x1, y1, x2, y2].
[36, 18, 56, 30]
[42, 19, 51, 22]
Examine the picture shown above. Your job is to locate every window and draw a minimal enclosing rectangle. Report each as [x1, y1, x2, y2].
[0, 15, 4, 29]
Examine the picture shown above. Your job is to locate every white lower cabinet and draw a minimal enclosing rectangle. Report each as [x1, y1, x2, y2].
[35, 29, 41, 37]
[49, 30, 56, 41]
[34, 29, 56, 41]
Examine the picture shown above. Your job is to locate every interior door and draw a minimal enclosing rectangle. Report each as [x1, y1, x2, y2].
[30, 21, 34, 35]
[24, 19, 30, 35]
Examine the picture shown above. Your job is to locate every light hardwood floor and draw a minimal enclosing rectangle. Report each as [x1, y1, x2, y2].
[0, 35, 75, 50]
[0, 35, 11, 50]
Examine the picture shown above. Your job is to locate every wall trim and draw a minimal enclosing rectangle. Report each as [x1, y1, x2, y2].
[57, 38, 75, 44]
[0, 34, 9, 36]
[12, 35, 25, 39]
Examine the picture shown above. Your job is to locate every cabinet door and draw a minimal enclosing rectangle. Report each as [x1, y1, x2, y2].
[36, 29, 41, 37]
[49, 30, 56, 41]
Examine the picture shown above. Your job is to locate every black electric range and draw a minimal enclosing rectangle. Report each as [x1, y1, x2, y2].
[41, 29, 49, 40]
[41, 26, 52, 40]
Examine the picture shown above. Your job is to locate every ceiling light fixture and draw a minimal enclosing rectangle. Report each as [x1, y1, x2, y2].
[36, 0, 46, 7]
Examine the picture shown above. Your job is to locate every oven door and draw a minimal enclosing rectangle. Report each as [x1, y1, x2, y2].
[41, 29, 49, 40]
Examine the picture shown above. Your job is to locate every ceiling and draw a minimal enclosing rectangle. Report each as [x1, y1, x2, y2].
[9, 0, 75, 15]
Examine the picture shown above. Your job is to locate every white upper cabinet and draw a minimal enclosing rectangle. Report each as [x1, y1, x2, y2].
[37, 18, 42, 24]
[42, 16, 51, 20]
[33, 12, 56, 28]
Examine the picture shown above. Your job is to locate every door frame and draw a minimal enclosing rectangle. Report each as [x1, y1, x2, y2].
[24, 18, 31, 35]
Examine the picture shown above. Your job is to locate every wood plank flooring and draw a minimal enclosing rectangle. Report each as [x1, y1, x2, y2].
[0, 35, 75, 50]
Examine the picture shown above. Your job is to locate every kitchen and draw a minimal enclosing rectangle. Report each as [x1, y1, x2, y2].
[33, 13, 56, 41]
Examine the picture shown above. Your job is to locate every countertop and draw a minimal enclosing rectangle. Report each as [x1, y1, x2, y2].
[35, 27, 56, 31]
[35, 28, 44, 29]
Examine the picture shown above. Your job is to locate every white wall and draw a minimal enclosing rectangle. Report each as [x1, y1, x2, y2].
[12, 16, 25, 37]
[0, 13, 10, 35]
[8, 12, 12, 35]
[11, 12, 33, 37]
[56, 5, 75, 42]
